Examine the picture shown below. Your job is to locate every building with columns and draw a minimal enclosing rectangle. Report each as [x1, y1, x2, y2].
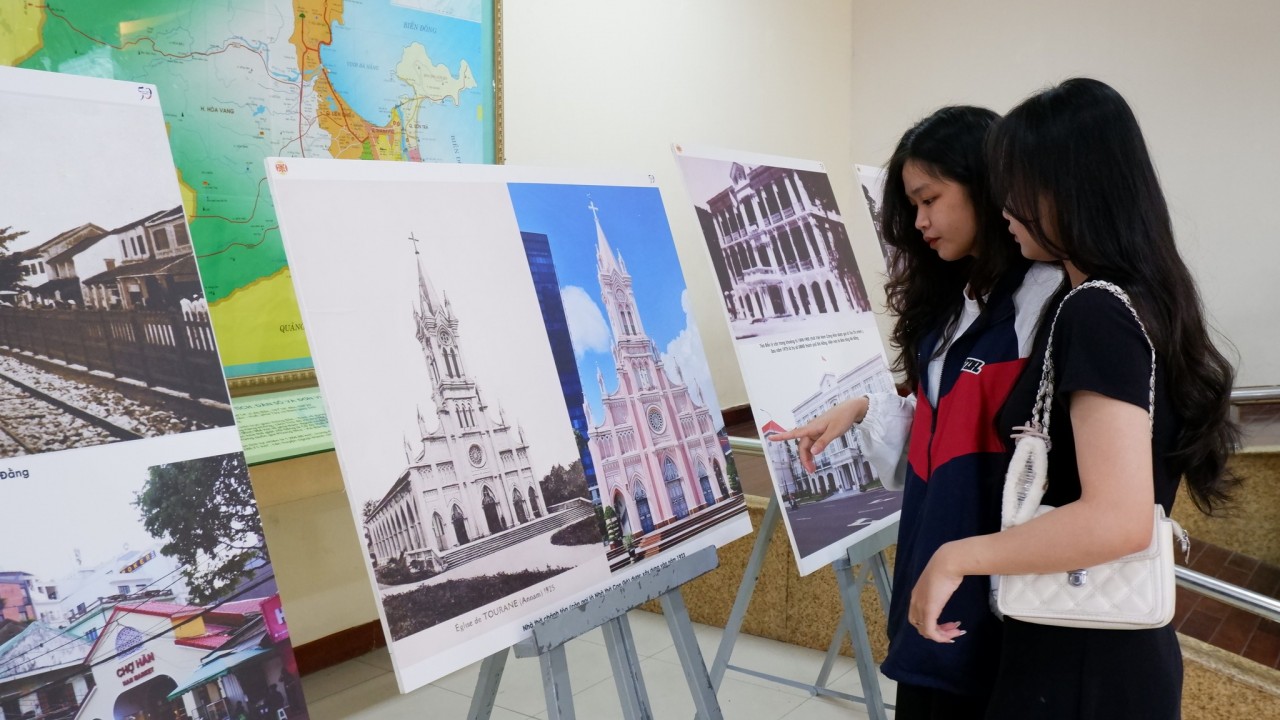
[759, 420, 801, 502]
[789, 354, 895, 495]
[364, 249, 548, 571]
[699, 163, 870, 338]
[584, 202, 732, 541]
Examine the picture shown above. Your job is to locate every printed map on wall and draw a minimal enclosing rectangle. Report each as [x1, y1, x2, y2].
[1, 0, 496, 378]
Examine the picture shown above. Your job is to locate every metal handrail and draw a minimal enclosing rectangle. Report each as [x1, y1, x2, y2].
[1231, 386, 1280, 404]
[1175, 567, 1280, 624]
[726, 433, 1280, 627]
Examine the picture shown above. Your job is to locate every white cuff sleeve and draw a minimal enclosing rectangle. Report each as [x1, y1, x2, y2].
[858, 392, 916, 491]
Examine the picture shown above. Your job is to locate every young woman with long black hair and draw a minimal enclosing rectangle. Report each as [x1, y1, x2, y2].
[772, 106, 1063, 718]
[908, 78, 1240, 719]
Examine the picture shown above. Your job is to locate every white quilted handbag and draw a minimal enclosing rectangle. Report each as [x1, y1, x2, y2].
[994, 281, 1190, 630]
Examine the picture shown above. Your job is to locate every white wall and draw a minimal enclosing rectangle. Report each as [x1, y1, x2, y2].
[503, 0, 884, 410]
[848, 0, 1280, 388]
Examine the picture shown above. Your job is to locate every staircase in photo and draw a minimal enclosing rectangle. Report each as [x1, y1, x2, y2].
[439, 497, 595, 571]
[608, 495, 748, 571]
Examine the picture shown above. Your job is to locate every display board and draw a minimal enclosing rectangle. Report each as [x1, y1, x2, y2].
[0, 0, 498, 384]
[673, 144, 902, 576]
[268, 159, 751, 692]
[0, 67, 308, 720]
[854, 164, 892, 264]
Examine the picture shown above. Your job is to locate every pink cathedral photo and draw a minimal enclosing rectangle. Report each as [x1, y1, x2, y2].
[511, 183, 748, 572]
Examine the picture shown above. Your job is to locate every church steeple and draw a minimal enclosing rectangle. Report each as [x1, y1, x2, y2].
[410, 231, 487, 439]
[591, 199, 621, 277]
[411, 232, 442, 316]
[592, 200, 647, 344]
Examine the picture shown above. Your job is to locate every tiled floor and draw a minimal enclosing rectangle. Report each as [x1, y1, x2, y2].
[300, 609, 896, 719]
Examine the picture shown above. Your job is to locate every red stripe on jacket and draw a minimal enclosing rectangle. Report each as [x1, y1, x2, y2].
[907, 357, 1029, 482]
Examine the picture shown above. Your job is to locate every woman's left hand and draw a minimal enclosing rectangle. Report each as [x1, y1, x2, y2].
[908, 543, 968, 644]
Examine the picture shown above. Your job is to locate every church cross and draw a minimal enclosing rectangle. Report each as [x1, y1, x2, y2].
[408, 232, 421, 255]
[587, 199, 599, 220]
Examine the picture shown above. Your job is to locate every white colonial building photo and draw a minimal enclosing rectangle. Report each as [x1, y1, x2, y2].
[697, 163, 870, 339]
[789, 353, 895, 495]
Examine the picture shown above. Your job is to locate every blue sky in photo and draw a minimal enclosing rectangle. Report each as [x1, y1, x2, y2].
[506, 182, 699, 424]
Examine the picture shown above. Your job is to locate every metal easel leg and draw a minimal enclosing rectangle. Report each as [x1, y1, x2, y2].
[601, 615, 653, 720]
[870, 550, 893, 608]
[519, 547, 719, 720]
[708, 496, 780, 691]
[467, 648, 509, 720]
[833, 558, 889, 720]
[661, 587, 724, 720]
[817, 547, 891, 692]
[815, 560, 896, 707]
[539, 644, 576, 720]
[814, 609, 847, 689]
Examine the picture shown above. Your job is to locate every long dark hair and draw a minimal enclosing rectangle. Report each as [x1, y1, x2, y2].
[882, 106, 1028, 388]
[988, 77, 1240, 513]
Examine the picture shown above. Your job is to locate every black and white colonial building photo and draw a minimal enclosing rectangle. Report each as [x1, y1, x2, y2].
[0, 211, 233, 458]
[687, 162, 872, 340]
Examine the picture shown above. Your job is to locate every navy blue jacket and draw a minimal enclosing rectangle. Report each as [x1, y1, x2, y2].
[880, 263, 1040, 696]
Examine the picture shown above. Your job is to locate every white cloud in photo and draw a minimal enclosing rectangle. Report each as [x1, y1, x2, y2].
[662, 289, 724, 428]
[561, 285, 611, 359]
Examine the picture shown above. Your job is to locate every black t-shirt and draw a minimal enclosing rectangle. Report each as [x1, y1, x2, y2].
[997, 286, 1183, 513]
[989, 284, 1187, 718]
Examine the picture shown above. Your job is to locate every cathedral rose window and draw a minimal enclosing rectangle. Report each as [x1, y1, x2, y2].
[647, 406, 665, 434]
[468, 444, 485, 467]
